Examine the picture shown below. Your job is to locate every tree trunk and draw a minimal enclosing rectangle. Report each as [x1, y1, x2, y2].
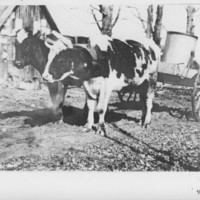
[146, 5, 153, 39]
[186, 6, 195, 35]
[153, 5, 163, 46]
[100, 5, 113, 36]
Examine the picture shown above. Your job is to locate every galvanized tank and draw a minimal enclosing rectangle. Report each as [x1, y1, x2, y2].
[161, 31, 198, 64]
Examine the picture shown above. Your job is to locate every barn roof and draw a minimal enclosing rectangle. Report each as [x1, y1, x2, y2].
[0, 6, 16, 31]
[0, 5, 100, 37]
[0, 5, 60, 33]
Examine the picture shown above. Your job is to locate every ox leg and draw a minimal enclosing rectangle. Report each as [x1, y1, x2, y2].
[82, 101, 89, 125]
[54, 82, 68, 123]
[83, 96, 96, 132]
[47, 82, 67, 122]
[96, 83, 112, 137]
[140, 76, 156, 128]
[47, 82, 60, 118]
[140, 91, 154, 128]
[96, 105, 108, 137]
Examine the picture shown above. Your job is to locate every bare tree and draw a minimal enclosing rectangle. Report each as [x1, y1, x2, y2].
[128, 5, 164, 46]
[128, 6, 146, 32]
[153, 5, 163, 46]
[146, 5, 154, 39]
[186, 6, 196, 35]
[91, 5, 121, 36]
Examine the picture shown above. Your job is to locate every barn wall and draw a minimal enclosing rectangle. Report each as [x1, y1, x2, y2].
[0, 6, 51, 88]
[0, 10, 15, 83]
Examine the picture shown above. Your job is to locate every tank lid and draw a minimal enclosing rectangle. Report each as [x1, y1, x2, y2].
[167, 31, 198, 40]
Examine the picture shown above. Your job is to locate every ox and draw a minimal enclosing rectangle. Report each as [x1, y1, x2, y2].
[42, 33, 160, 136]
[14, 28, 82, 121]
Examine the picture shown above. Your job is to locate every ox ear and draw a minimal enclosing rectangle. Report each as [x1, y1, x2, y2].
[24, 26, 33, 36]
[34, 31, 41, 39]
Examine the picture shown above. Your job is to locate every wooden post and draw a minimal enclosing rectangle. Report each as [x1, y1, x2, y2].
[0, 36, 8, 82]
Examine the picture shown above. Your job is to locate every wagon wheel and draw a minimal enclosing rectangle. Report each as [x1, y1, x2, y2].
[192, 65, 200, 121]
[118, 90, 135, 102]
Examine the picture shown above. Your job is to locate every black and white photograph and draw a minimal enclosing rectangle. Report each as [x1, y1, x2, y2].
[0, 0, 200, 199]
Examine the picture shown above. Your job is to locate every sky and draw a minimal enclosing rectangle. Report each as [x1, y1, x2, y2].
[47, 4, 200, 62]
[47, 4, 200, 38]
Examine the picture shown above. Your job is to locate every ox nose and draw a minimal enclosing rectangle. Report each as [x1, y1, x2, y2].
[42, 73, 48, 81]
[42, 72, 53, 82]
[14, 60, 22, 67]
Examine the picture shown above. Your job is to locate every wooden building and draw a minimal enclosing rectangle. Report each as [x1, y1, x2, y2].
[0, 5, 90, 89]
[0, 5, 59, 88]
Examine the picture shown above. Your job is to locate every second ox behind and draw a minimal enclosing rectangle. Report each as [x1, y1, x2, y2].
[14, 28, 83, 121]
[42, 33, 161, 136]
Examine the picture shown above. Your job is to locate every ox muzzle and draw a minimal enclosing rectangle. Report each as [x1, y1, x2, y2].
[42, 71, 55, 83]
[14, 60, 24, 69]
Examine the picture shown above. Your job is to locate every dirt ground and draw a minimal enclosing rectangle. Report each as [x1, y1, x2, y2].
[0, 80, 199, 171]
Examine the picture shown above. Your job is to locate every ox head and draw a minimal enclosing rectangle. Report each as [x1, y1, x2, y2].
[43, 48, 93, 83]
[42, 32, 92, 82]
[42, 31, 74, 82]
[14, 28, 47, 70]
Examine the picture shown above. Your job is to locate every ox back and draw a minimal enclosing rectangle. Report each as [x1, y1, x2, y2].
[43, 36, 160, 136]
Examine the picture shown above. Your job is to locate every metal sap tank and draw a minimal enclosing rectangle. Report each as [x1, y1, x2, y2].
[161, 31, 198, 64]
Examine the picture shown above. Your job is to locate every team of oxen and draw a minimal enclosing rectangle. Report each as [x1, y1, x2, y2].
[14, 28, 161, 136]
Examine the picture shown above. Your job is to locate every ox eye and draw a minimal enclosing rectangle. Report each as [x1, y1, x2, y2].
[24, 45, 30, 51]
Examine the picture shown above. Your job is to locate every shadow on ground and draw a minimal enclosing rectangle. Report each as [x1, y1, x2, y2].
[0, 99, 194, 128]
[105, 124, 199, 171]
[111, 100, 194, 121]
[0, 101, 139, 128]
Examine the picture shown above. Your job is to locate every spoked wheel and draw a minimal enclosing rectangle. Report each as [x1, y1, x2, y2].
[192, 67, 200, 121]
[118, 90, 135, 102]
[117, 85, 138, 102]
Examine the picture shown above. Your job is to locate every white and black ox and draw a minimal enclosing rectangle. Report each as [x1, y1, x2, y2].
[42, 33, 161, 136]
[14, 28, 82, 121]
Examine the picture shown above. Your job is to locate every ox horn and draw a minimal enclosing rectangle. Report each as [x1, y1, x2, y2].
[46, 37, 55, 45]
[45, 41, 53, 49]
[44, 37, 56, 49]
[52, 30, 73, 48]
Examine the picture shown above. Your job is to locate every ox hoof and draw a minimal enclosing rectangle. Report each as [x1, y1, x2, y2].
[139, 118, 151, 129]
[96, 124, 107, 137]
[58, 119, 64, 124]
[55, 118, 63, 124]
[53, 112, 63, 122]
[142, 122, 151, 130]
[83, 124, 93, 132]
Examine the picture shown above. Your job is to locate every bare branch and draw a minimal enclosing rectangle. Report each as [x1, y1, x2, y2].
[91, 9, 102, 31]
[112, 7, 121, 28]
[128, 6, 146, 31]
[90, 5, 101, 12]
[90, 5, 107, 17]
[195, 6, 200, 13]
[99, 5, 108, 16]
